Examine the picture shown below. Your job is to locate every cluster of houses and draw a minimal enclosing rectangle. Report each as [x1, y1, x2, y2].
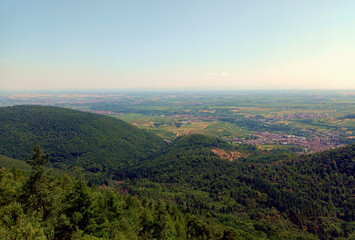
[232, 131, 344, 153]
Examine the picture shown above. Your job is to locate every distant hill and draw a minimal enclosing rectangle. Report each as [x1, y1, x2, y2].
[0, 153, 71, 176]
[0, 105, 165, 172]
[0, 154, 32, 171]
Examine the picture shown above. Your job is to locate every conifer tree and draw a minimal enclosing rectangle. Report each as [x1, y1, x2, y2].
[21, 143, 51, 219]
[26, 143, 48, 172]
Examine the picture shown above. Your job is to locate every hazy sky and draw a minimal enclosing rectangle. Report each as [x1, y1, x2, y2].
[1, 0, 354, 90]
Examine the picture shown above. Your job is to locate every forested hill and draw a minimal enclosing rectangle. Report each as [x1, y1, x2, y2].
[0, 105, 165, 171]
[122, 134, 257, 182]
[120, 135, 355, 239]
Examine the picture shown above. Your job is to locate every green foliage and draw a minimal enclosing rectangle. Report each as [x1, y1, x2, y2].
[0, 167, 248, 240]
[0, 154, 32, 170]
[121, 135, 355, 239]
[27, 143, 48, 171]
[0, 105, 165, 173]
[0, 139, 326, 239]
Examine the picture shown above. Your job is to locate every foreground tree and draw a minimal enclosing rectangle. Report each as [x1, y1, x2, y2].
[21, 143, 52, 219]
[27, 143, 48, 172]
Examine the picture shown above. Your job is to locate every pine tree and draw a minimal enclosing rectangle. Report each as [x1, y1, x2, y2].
[26, 143, 48, 172]
[20, 143, 51, 219]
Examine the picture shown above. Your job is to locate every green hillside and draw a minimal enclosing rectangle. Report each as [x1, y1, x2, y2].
[0, 144, 316, 240]
[0, 154, 32, 171]
[0, 105, 165, 172]
[120, 135, 355, 239]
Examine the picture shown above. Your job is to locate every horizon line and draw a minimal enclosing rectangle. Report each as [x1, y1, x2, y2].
[0, 88, 354, 93]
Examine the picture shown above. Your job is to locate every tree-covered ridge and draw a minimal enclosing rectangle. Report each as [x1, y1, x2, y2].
[0, 105, 165, 172]
[120, 135, 355, 239]
[1, 145, 297, 240]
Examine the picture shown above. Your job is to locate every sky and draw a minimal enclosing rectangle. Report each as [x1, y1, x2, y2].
[1, 0, 354, 90]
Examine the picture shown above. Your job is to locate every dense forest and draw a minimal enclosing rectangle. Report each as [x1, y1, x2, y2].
[119, 135, 354, 239]
[0, 154, 197, 239]
[0, 105, 165, 171]
[0, 106, 354, 239]
[0, 145, 316, 240]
